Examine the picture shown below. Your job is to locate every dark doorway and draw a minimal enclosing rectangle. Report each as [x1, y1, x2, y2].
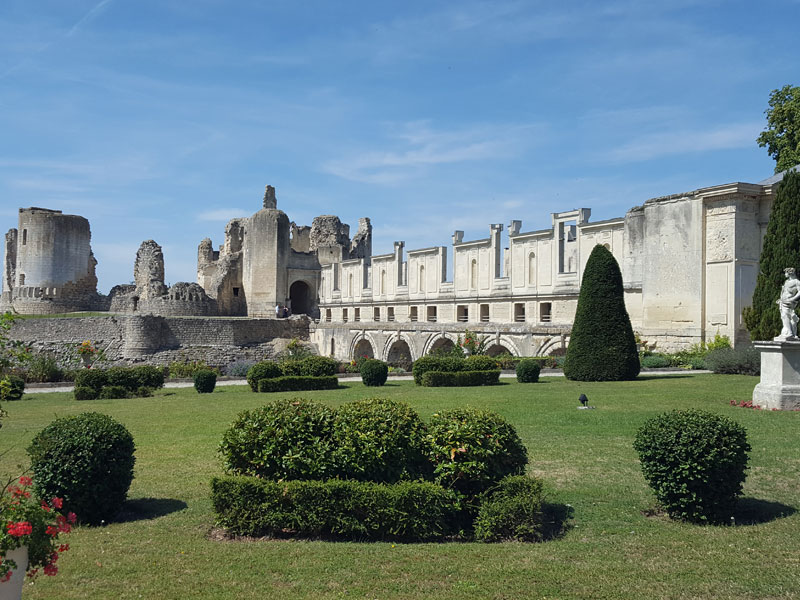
[289, 280, 312, 315]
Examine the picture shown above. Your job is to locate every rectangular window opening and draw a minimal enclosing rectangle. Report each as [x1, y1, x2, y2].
[427, 306, 437, 322]
[480, 304, 490, 323]
[514, 303, 525, 322]
[373, 307, 380, 321]
[540, 302, 552, 323]
[410, 306, 418, 322]
[387, 307, 395, 322]
[457, 305, 469, 322]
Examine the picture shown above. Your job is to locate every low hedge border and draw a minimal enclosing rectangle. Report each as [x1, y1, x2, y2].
[256, 376, 339, 393]
[73, 365, 164, 400]
[211, 476, 461, 542]
[420, 369, 500, 387]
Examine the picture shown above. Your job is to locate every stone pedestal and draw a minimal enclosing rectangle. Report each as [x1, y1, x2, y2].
[752, 341, 800, 410]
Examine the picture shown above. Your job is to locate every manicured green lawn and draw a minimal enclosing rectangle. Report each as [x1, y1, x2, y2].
[2, 374, 798, 599]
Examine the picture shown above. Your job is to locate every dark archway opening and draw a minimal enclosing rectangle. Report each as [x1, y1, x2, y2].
[387, 340, 412, 370]
[486, 344, 512, 357]
[289, 280, 312, 315]
[353, 338, 374, 360]
[428, 337, 455, 355]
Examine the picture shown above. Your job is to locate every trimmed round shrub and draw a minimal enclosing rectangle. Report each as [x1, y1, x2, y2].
[99, 385, 130, 399]
[194, 369, 217, 393]
[515, 359, 541, 383]
[564, 244, 640, 381]
[428, 408, 528, 496]
[246, 361, 282, 392]
[219, 398, 336, 480]
[131, 365, 166, 389]
[73, 386, 98, 401]
[633, 409, 750, 523]
[106, 366, 138, 390]
[474, 475, 546, 542]
[280, 355, 338, 377]
[463, 355, 498, 371]
[74, 369, 108, 392]
[27, 412, 136, 525]
[332, 398, 431, 482]
[1, 374, 25, 401]
[360, 359, 388, 387]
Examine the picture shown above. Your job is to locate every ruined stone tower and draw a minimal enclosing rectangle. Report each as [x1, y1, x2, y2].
[0, 207, 101, 314]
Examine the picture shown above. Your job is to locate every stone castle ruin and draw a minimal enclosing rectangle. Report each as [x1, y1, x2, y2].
[0, 171, 791, 365]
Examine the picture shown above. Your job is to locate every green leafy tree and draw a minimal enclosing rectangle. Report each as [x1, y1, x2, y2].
[563, 245, 639, 381]
[743, 170, 800, 340]
[758, 84, 800, 173]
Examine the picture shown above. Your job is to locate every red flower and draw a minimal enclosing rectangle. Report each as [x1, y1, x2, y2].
[18, 476, 32, 487]
[43, 563, 58, 576]
[46, 525, 59, 537]
[51, 497, 63, 510]
[67, 512, 77, 524]
[7, 521, 33, 536]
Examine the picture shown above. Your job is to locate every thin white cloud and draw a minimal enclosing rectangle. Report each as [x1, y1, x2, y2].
[196, 209, 248, 222]
[605, 122, 762, 164]
[323, 121, 537, 184]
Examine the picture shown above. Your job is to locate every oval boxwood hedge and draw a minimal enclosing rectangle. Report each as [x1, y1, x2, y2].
[516, 359, 541, 383]
[194, 369, 217, 393]
[246, 361, 282, 392]
[633, 409, 750, 523]
[427, 408, 528, 496]
[27, 412, 136, 525]
[219, 398, 337, 480]
[332, 398, 430, 482]
[359, 359, 389, 387]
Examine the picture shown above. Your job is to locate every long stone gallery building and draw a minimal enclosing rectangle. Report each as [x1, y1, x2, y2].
[0, 171, 789, 366]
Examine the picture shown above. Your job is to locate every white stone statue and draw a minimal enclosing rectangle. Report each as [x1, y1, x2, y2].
[775, 267, 800, 340]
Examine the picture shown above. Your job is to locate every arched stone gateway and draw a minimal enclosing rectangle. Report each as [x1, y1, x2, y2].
[289, 280, 312, 315]
[386, 339, 413, 370]
[352, 337, 375, 360]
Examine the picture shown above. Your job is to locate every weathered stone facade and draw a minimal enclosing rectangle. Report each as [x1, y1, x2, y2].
[0, 172, 790, 363]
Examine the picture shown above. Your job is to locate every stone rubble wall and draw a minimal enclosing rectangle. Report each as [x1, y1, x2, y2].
[10, 315, 311, 368]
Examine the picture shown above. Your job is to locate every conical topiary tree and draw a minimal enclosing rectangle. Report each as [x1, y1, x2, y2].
[743, 170, 800, 340]
[563, 244, 639, 381]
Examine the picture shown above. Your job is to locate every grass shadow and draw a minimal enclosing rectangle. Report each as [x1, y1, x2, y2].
[115, 497, 188, 523]
[540, 502, 574, 541]
[734, 497, 796, 525]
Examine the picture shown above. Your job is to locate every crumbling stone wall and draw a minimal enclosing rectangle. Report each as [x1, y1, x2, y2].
[10, 315, 312, 369]
[134, 240, 168, 300]
[350, 217, 372, 261]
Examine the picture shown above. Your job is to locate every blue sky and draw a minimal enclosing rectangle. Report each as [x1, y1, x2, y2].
[1, 0, 797, 293]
